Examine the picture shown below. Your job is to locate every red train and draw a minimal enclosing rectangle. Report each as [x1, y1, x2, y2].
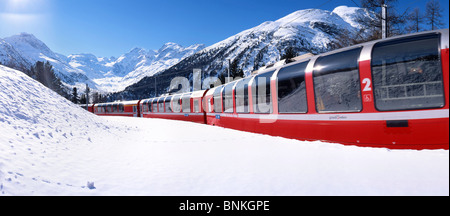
[86, 29, 449, 150]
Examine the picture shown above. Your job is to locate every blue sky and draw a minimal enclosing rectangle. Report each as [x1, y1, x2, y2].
[1, 0, 448, 57]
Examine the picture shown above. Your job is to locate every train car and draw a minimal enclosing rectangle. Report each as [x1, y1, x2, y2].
[204, 29, 449, 150]
[80, 104, 95, 113]
[140, 90, 207, 124]
[94, 100, 141, 117]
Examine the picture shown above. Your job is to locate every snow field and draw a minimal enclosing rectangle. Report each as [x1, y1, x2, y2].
[0, 65, 448, 196]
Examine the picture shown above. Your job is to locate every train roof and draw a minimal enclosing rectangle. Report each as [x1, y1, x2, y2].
[140, 90, 203, 103]
[94, 100, 140, 107]
[191, 90, 206, 98]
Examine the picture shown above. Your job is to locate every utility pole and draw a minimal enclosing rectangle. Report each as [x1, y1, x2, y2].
[85, 84, 90, 111]
[154, 76, 157, 97]
[227, 59, 231, 84]
[382, 4, 388, 39]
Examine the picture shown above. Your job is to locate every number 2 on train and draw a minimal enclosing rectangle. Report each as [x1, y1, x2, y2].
[362, 78, 372, 92]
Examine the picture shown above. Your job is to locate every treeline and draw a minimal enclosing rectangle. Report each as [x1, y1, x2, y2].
[25, 61, 71, 99]
[331, 0, 446, 49]
[70, 86, 108, 105]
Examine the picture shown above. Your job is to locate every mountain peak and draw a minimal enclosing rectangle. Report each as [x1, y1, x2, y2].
[158, 42, 182, 52]
[3, 32, 55, 59]
[6, 32, 43, 45]
[129, 47, 147, 53]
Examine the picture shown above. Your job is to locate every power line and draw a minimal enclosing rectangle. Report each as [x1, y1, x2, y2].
[349, 0, 360, 7]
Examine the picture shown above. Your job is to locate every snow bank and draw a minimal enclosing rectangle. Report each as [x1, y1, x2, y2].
[0, 65, 448, 196]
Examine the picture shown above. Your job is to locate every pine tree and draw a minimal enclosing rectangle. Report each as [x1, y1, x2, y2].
[218, 72, 226, 85]
[229, 59, 244, 79]
[72, 87, 79, 104]
[26, 61, 69, 99]
[79, 94, 87, 104]
[92, 92, 99, 104]
[425, 0, 444, 30]
[281, 47, 297, 63]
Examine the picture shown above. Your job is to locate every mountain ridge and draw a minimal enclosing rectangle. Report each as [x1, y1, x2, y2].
[0, 32, 205, 92]
[115, 5, 375, 100]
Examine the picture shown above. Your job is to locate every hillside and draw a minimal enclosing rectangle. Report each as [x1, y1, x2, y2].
[116, 6, 375, 100]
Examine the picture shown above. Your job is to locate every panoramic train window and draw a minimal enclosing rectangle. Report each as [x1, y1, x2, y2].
[172, 95, 182, 112]
[235, 77, 251, 113]
[194, 100, 200, 113]
[252, 70, 275, 114]
[158, 97, 165, 112]
[141, 102, 146, 113]
[182, 94, 191, 113]
[213, 86, 223, 113]
[145, 99, 152, 112]
[165, 96, 173, 112]
[223, 82, 235, 113]
[371, 33, 444, 111]
[152, 99, 157, 113]
[277, 61, 309, 113]
[313, 48, 363, 113]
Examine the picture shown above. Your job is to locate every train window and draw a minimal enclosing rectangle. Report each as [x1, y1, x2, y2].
[165, 96, 173, 113]
[175, 95, 183, 112]
[194, 100, 200, 113]
[252, 70, 275, 114]
[235, 77, 251, 113]
[182, 94, 191, 113]
[158, 97, 165, 112]
[213, 86, 223, 113]
[152, 99, 157, 113]
[371, 33, 444, 111]
[223, 82, 235, 113]
[313, 48, 363, 113]
[145, 99, 153, 112]
[277, 61, 309, 113]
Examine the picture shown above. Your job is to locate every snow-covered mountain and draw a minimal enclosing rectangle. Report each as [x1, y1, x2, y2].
[0, 33, 204, 92]
[0, 33, 97, 90]
[118, 6, 376, 99]
[68, 42, 205, 92]
[194, 5, 375, 76]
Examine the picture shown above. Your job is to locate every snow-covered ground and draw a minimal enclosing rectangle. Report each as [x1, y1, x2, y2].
[0, 65, 448, 196]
